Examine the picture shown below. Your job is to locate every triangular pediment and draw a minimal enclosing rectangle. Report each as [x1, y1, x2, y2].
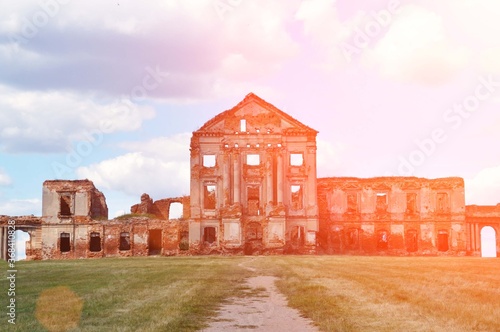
[196, 93, 318, 135]
[343, 183, 361, 190]
[371, 183, 391, 191]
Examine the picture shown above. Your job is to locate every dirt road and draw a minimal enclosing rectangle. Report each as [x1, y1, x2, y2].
[202, 275, 319, 332]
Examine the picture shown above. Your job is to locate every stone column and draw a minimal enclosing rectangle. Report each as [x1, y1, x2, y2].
[466, 223, 471, 252]
[266, 152, 273, 205]
[0, 227, 5, 261]
[189, 145, 201, 219]
[277, 151, 283, 204]
[233, 151, 240, 204]
[222, 153, 230, 206]
[2, 227, 7, 261]
[475, 223, 479, 252]
[307, 146, 318, 214]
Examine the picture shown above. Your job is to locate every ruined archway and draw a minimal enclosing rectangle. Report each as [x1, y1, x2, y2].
[168, 202, 183, 219]
[480, 226, 497, 258]
[15, 230, 30, 261]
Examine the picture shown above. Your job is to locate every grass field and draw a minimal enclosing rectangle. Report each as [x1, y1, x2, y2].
[1, 256, 499, 331]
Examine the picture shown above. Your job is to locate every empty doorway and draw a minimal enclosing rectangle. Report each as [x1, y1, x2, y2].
[481, 226, 497, 258]
[148, 229, 162, 255]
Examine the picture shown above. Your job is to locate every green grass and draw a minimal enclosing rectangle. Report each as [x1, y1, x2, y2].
[1, 256, 499, 331]
[0, 257, 252, 331]
[114, 213, 157, 220]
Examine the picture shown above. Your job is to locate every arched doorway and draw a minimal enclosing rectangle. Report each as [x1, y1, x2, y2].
[244, 222, 262, 255]
[168, 202, 183, 219]
[480, 226, 497, 258]
[15, 230, 30, 261]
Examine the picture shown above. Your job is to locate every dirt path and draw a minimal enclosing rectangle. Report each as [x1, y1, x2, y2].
[202, 274, 319, 332]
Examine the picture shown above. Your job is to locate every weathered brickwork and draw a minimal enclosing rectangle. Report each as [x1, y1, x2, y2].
[317, 177, 468, 255]
[188, 93, 319, 254]
[0, 93, 498, 260]
[465, 205, 500, 254]
[0, 215, 42, 261]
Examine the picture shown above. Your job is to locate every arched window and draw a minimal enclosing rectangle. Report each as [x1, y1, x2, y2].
[169, 202, 183, 219]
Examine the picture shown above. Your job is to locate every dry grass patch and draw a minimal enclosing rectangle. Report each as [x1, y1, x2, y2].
[250, 256, 500, 332]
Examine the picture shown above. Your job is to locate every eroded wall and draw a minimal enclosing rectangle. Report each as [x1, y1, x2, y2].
[0, 216, 42, 261]
[42, 179, 108, 223]
[466, 205, 500, 256]
[40, 217, 190, 259]
[130, 194, 190, 220]
[318, 177, 467, 255]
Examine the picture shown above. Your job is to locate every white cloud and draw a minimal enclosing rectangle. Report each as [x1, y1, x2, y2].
[0, 169, 12, 186]
[0, 0, 299, 100]
[76, 133, 191, 199]
[363, 5, 470, 84]
[295, 0, 360, 69]
[0, 198, 41, 216]
[444, 0, 500, 48]
[0, 85, 155, 153]
[466, 166, 500, 205]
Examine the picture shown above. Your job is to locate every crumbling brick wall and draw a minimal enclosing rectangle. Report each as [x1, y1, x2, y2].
[131, 194, 190, 220]
[0, 215, 42, 261]
[317, 177, 467, 255]
[465, 205, 500, 255]
[42, 179, 108, 223]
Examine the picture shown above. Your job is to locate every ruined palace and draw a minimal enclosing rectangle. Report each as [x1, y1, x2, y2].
[1, 93, 499, 260]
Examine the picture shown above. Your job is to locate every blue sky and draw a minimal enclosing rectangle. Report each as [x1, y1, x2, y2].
[2, 0, 500, 218]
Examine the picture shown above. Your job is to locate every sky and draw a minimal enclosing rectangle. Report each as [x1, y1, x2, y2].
[1, 0, 500, 219]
